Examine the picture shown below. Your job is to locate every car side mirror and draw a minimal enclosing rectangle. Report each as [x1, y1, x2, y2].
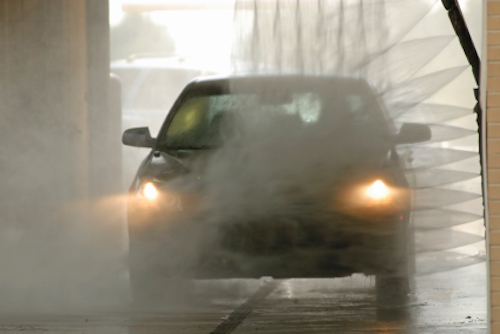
[122, 127, 155, 148]
[395, 123, 431, 145]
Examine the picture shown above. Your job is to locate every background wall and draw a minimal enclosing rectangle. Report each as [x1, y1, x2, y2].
[0, 0, 125, 311]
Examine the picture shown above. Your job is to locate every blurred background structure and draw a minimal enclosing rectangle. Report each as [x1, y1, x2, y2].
[0, 0, 126, 311]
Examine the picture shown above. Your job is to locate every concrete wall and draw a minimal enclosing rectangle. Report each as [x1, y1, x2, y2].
[0, 0, 117, 207]
[0, 0, 90, 202]
[0, 0, 121, 253]
[0, 0, 126, 309]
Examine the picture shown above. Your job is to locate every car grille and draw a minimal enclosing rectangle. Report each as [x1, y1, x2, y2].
[219, 217, 354, 255]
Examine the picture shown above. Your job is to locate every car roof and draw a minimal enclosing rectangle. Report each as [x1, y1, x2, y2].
[185, 74, 372, 92]
[110, 55, 370, 88]
[192, 73, 367, 84]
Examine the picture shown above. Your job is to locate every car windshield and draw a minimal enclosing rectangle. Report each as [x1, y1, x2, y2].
[158, 78, 388, 151]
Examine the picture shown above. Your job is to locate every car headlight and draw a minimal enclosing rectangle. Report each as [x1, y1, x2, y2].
[136, 181, 183, 211]
[338, 178, 409, 217]
[363, 180, 391, 204]
[141, 182, 159, 201]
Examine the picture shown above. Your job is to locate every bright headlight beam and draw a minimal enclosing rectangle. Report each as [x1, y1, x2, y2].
[143, 182, 159, 200]
[365, 180, 390, 200]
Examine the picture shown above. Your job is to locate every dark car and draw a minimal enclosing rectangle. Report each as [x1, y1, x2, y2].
[122, 75, 431, 306]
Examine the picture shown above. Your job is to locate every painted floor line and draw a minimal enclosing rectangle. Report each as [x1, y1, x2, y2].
[209, 280, 281, 334]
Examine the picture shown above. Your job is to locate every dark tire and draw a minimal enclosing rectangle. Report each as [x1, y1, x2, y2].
[129, 269, 195, 310]
[128, 243, 195, 310]
[375, 274, 409, 308]
[375, 227, 412, 309]
[375, 209, 415, 309]
[129, 270, 167, 305]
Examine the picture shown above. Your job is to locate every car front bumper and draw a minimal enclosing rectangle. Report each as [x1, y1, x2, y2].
[127, 205, 409, 279]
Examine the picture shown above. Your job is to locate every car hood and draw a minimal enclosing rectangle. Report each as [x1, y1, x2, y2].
[141, 141, 395, 190]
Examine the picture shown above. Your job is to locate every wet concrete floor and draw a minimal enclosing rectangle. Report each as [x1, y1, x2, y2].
[0, 258, 486, 334]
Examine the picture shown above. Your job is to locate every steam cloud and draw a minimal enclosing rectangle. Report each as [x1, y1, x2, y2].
[0, 0, 483, 313]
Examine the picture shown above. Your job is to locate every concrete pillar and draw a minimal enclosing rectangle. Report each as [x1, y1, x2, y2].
[488, 1, 500, 332]
[0, 0, 116, 227]
[86, 0, 121, 198]
[0, 1, 89, 221]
